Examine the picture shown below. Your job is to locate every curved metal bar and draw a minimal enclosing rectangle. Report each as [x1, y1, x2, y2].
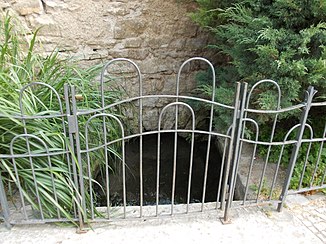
[100, 58, 143, 217]
[18, 83, 65, 219]
[0, 113, 69, 120]
[19, 82, 64, 116]
[156, 102, 196, 216]
[0, 149, 70, 159]
[311, 101, 326, 107]
[79, 129, 231, 154]
[246, 80, 281, 202]
[270, 124, 301, 194]
[176, 57, 217, 211]
[269, 124, 313, 198]
[76, 94, 235, 116]
[247, 79, 281, 110]
[176, 57, 216, 100]
[99, 58, 141, 219]
[84, 113, 126, 219]
[100, 58, 142, 108]
[245, 104, 305, 114]
[17, 83, 67, 219]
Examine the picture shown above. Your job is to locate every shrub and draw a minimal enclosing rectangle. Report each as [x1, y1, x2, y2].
[191, 0, 326, 190]
[191, 0, 325, 115]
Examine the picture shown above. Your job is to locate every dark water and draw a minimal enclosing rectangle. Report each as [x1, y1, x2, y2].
[95, 133, 223, 206]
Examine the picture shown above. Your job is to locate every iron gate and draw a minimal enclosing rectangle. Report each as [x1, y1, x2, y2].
[0, 58, 325, 229]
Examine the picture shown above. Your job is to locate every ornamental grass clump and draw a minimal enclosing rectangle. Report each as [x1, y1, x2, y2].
[0, 14, 122, 223]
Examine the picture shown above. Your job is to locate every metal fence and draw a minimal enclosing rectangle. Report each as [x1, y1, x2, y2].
[224, 81, 326, 222]
[0, 57, 325, 229]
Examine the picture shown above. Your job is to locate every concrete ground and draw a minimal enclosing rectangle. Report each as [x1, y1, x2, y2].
[1, 194, 325, 244]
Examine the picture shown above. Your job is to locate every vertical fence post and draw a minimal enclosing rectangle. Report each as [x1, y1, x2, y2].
[277, 86, 317, 212]
[221, 82, 247, 223]
[0, 173, 11, 228]
[67, 85, 87, 229]
[64, 84, 86, 229]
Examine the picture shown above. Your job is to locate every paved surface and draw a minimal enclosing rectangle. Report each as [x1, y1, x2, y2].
[0, 194, 325, 244]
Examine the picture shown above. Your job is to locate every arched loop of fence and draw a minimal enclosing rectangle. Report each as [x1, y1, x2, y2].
[84, 113, 126, 151]
[84, 113, 126, 219]
[157, 102, 196, 131]
[246, 79, 281, 110]
[99, 59, 143, 217]
[176, 58, 217, 212]
[176, 57, 216, 102]
[19, 82, 65, 116]
[243, 80, 281, 204]
[10, 134, 50, 155]
[100, 58, 142, 108]
[156, 101, 196, 216]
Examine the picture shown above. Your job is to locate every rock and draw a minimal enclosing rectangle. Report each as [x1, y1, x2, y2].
[0, 2, 10, 10]
[13, 0, 43, 16]
[114, 19, 147, 39]
[124, 38, 143, 48]
[105, 3, 129, 16]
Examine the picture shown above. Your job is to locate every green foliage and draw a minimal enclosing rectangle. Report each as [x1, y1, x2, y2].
[290, 143, 326, 190]
[192, 0, 325, 110]
[258, 123, 326, 191]
[0, 14, 123, 222]
[191, 0, 326, 191]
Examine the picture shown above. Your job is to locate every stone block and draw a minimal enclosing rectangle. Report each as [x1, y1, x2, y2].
[114, 19, 146, 39]
[42, 0, 65, 8]
[140, 57, 176, 74]
[186, 38, 208, 50]
[27, 15, 61, 36]
[0, 2, 10, 10]
[285, 195, 311, 208]
[105, 3, 129, 16]
[124, 38, 143, 48]
[142, 109, 159, 131]
[109, 48, 149, 60]
[127, 49, 149, 60]
[169, 39, 186, 50]
[13, 0, 43, 16]
[86, 39, 117, 49]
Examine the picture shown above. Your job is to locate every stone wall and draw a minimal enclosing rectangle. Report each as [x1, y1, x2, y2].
[0, 0, 216, 130]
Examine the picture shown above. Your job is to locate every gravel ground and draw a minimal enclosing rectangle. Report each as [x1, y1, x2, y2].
[1, 194, 325, 244]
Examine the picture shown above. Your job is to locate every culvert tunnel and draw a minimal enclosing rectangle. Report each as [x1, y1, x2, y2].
[95, 132, 224, 207]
